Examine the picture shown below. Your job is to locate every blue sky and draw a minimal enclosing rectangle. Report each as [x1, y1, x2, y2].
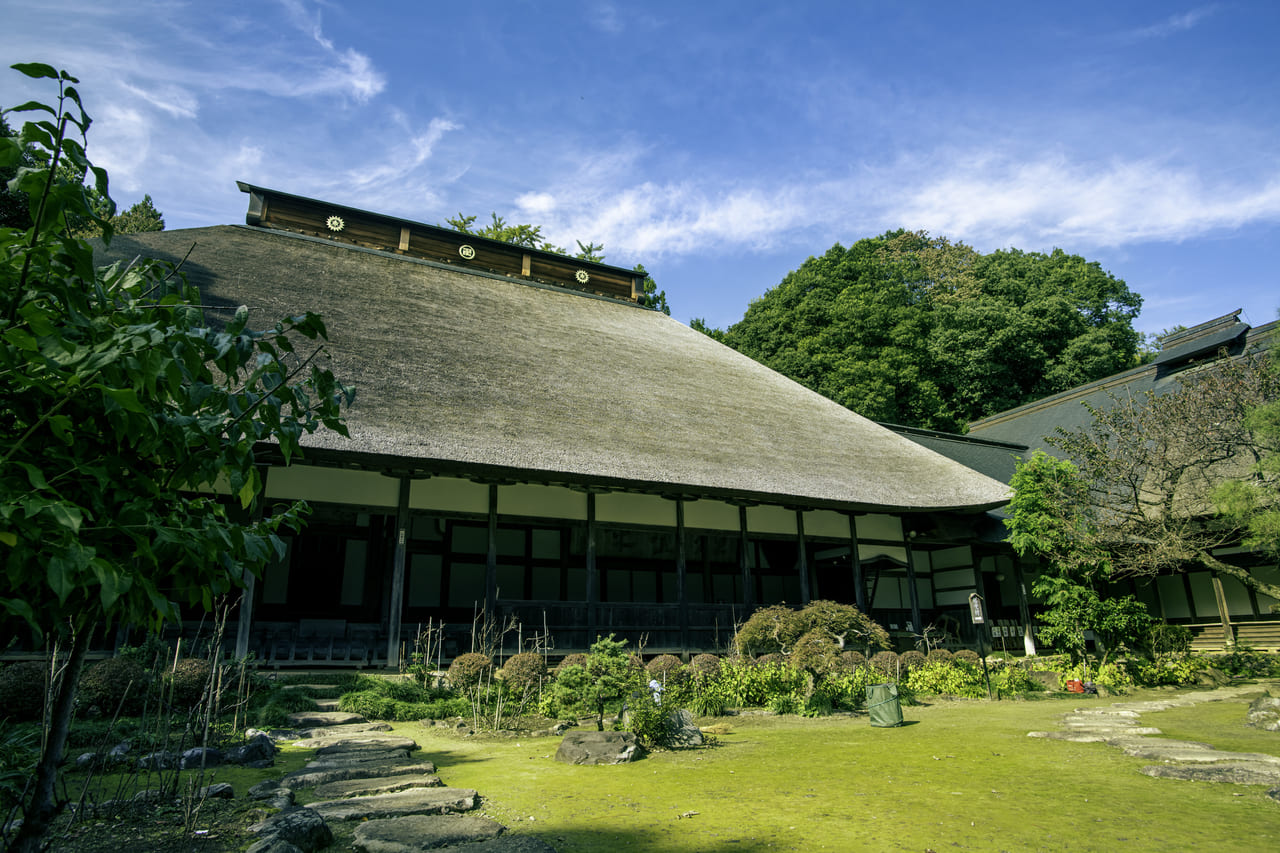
[3, 1, 1278, 339]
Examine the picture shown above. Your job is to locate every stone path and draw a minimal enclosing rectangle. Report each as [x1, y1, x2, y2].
[247, 693, 556, 853]
[1028, 684, 1280, 799]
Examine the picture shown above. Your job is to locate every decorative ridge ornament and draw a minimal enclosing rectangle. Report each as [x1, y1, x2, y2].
[325, 215, 345, 233]
[459, 244, 476, 260]
[575, 270, 590, 284]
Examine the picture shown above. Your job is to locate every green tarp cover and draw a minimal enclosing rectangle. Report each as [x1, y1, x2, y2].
[867, 682, 903, 727]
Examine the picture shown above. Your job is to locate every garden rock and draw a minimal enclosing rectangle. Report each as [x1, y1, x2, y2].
[667, 709, 703, 747]
[138, 750, 178, 770]
[302, 734, 419, 753]
[288, 710, 367, 727]
[351, 813, 504, 853]
[181, 746, 224, 769]
[1267, 787, 1280, 804]
[107, 742, 131, 764]
[555, 731, 643, 765]
[443, 839, 559, 852]
[1141, 762, 1280, 785]
[305, 786, 478, 821]
[247, 806, 334, 853]
[295, 722, 393, 739]
[76, 752, 98, 770]
[199, 782, 235, 799]
[1246, 696, 1280, 732]
[227, 733, 278, 766]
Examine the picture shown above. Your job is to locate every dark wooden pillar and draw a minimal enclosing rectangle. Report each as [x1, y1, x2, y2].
[848, 513, 866, 612]
[904, 537, 922, 637]
[1011, 557, 1037, 655]
[586, 493, 598, 647]
[485, 484, 498, 618]
[1210, 573, 1236, 648]
[236, 467, 273, 659]
[796, 510, 811, 605]
[385, 476, 411, 668]
[676, 500, 689, 653]
[739, 505, 753, 610]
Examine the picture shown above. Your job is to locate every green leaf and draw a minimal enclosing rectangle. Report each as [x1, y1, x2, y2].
[10, 62, 60, 80]
[47, 556, 75, 603]
[48, 503, 83, 533]
[100, 385, 147, 413]
[0, 532, 16, 547]
[5, 99, 56, 116]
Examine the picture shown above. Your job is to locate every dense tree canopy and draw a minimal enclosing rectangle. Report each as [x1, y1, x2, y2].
[698, 230, 1142, 431]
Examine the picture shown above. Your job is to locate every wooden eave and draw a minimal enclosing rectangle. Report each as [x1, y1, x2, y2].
[237, 181, 648, 305]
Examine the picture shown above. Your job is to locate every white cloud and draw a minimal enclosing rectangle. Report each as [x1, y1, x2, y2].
[1127, 5, 1219, 41]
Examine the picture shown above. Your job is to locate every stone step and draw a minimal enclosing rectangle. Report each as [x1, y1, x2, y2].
[315, 698, 342, 711]
[288, 710, 367, 727]
[293, 722, 393, 740]
[352, 814, 507, 853]
[313, 771, 443, 799]
[306, 786, 478, 821]
[284, 759, 437, 789]
[1141, 762, 1280, 785]
[298, 735, 419, 754]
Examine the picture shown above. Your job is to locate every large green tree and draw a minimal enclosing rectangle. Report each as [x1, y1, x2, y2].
[1, 65, 351, 852]
[697, 230, 1141, 431]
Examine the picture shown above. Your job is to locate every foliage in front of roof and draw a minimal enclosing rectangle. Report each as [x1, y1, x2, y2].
[695, 230, 1142, 432]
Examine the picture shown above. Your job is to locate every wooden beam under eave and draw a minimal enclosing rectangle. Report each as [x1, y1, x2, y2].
[522, 253, 532, 277]
[399, 227, 410, 252]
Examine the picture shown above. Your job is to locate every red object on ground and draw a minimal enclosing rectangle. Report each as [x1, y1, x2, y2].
[1066, 679, 1085, 693]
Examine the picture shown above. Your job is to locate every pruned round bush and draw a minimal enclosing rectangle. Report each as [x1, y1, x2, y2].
[646, 654, 686, 685]
[756, 653, 785, 666]
[689, 653, 720, 677]
[898, 650, 926, 674]
[79, 657, 148, 717]
[869, 650, 901, 679]
[447, 653, 493, 693]
[954, 649, 982, 666]
[501, 653, 547, 696]
[555, 653, 588, 674]
[926, 648, 954, 664]
[734, 600, 890, 657]
[166, 658, 213, 710]
[789, 631, 839, 675]
[839, 650, 866, 671]
[0, 662, 47, 722]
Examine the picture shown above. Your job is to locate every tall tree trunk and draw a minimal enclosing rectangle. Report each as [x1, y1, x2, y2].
[10, 625, 92, 853]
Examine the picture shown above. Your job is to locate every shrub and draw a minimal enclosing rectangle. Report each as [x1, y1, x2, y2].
[0, 662, 47, 722]
[838, 651, 866, 671]
[898, 650, 926, 675]
[79, 657, 148, 717]
[926, 648, 954, 664]
[954, 649, 982, 666]
[789, 631, 840, 675]
[502, 653, 547, 695]
[339, 690, 396, 720]
[646, 654, 686, 686]
[718, 657, 807, 708]
[869, 650, 901, 680]
[734, 600, 890, 656]
[1211, 645, 1280, 679]
[448, 653, 494, 695]
[165, 658, 213, 710]
[756, 653, 784, 666]
[906, 660, 984, 698]
[1147, 623, 1193, 656]
[555, 653, 588, 673]
[689, 653, 720, 677]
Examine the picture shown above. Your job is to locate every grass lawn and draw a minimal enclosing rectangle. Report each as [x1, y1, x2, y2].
[393, 685, 1280, 853]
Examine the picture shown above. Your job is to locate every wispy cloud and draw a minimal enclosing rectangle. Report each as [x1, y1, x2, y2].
[1125, 5, 1219, 41]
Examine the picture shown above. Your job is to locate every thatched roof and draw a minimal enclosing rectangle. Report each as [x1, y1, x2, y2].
[100, 224, 1011, 513]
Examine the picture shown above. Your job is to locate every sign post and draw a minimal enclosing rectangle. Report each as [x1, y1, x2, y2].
[968, 592, 995, 701]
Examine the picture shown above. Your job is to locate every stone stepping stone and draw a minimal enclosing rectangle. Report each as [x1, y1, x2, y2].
[285, 760, 439, 789]
[315, 698, 342, 711]
[1141, 762, 1280, 785]
[288, 710, 367, 727]
[294, 722, 393, 739]
[305, 786, 478, 821]
[351, 813, 504, 853]
[313, 772, 444, 799]
[1119, 742, 1278, 763]
[299, 735, 419, 753]
[446, 839, 558, 852]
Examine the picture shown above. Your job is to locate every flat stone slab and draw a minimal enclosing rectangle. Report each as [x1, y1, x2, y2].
[445, 839, 558, 852]
[297, 748, 415, 768]
[1061, 724, 1164, 736]
[305, 787, 478, 821]
[352, 814, 504, 853]
[298, 735, 419, 753]
[294, 722, 393, 739]
[313, 772, 444, 799]
[1141, 762, 1280, 785]
[1121, 744, 1279, 763]
[288, 711, 366, 727]
[284, 759, 435, 788]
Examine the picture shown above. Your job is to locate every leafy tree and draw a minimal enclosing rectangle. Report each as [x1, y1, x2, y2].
[0, 115, 33, 230]
[1, 64, 351, 852]
[1007, 339, 1280, 610]
[698, 230, 1141, 431]
[445, 213, 670, 314]
[69, 190, 164, 239]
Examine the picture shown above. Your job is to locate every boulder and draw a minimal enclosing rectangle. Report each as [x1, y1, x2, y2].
[351, 814, 504, 853]
[181, 747, 224, 769]
[1246, 696, 1280, 732]
[666, 710, 703, 748]
[248, 807, 334, 853]
[138, 751, 178, 771]
[227, 733, 278, 766]
[199, 782, 235, 800]
[554, 731, 643, 765]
